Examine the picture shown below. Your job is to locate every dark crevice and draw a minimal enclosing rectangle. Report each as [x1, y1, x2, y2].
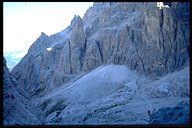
[131, 30, 134, 43]
[160, 15, 165, 55]
[131, 28, 145, 72]
[68, 41, 72, 74]
[96, 40, 103, 63]
[174, 40, 178, 69]
[116, 33, 121, 53]
[180, 23, 189, 58]
[173, 54, 177, 70]
[133, 40, 145, 73]
[173, 22, 177, 41]
[160, 9, 164, 29]
[80, 39, 87, 71]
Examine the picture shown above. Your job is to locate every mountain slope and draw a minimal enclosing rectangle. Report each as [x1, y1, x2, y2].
[35, 64, 189, 124]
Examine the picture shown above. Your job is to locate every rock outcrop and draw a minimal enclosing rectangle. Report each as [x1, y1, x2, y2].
[69, 15, 86, 74]
[12, 2, 189, 98]
[149, 101, 189, 124]
[82, 39, 103, 72]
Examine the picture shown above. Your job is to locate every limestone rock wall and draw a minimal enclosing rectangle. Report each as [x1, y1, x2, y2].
[12, 2, 189, 97]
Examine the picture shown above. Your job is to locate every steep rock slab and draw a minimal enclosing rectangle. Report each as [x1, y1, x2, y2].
[84, 2, 189, 78]
[12, 29, 72, 96]
[83, 39, 103, 72]
[70, 15, 86, 74]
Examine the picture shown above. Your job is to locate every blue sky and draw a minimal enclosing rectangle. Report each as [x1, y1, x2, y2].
[3, 2, 93, 54]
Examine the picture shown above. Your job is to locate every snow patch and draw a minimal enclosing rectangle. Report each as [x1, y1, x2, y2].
[46, 47, 53, 52]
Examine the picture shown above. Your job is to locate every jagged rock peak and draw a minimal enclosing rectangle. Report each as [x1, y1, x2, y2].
[40, 32, 49, 37]
[70, 15, 82, 27]
[69, 14, 86, 74]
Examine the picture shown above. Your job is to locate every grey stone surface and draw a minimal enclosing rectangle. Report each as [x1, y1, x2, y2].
[83, 39, 103, 72]
[11, 2, 189, 107]
[36, 65, 189, 125]
[69, 15, 86, 74]
[149, 101, 189, 124]
[85, 2, 189, 78]
[3, 57, 43, 125]
[4, 2, 190, 125]
[142, 66, 189, 98]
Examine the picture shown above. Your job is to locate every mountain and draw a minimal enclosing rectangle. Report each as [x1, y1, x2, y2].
[11, 2, 189, 97]
[4, 2, 189, 125]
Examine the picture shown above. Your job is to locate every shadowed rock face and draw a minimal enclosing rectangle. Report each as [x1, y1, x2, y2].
[11, 2, 189, 98]
[69, 15, 86, 74]
[3, 57, 42, 125]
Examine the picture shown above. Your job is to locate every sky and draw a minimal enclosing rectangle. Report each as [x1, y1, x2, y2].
[3, 2, 93, 54]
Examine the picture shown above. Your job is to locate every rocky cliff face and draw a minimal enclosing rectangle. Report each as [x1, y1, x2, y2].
[3, 57, 43, 125]
[5, 3, 189, 125]
[12, 2, 189, 100]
